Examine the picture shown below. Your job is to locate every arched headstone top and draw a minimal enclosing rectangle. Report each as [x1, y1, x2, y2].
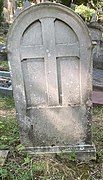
[7, 2, 91, 50]
[7, 2, 92, 106]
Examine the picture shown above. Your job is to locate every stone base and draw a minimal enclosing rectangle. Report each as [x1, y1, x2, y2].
[25, 144, 96, 161]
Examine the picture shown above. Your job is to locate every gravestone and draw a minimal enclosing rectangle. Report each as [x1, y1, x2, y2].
[7, 2, 96, 160]
[23, 0, 31, 9]
[3, 0, 16, 23]
[88, 22, 103, 69]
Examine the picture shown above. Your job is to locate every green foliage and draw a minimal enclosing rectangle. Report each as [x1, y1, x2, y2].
[16, 144, 25, 152]
[75, 4, 95, 21]
[93, 105, 103, 116]
[59, 150, 77, 161]
[0, 0, 3, 25]
[0, 168, 8, 178]
[0, 155, 46, 180]
[17, 0, 24, 7]
[60, 0, 72, 7]
[0, 117, 19, 149]
[68, 151, 77, 161]
[73, 0, 97, 6]
[96, 0, 103, 8]
[0, 96, 17, 149]
[0, 96, 15, 109]
[0, 61, 9, 71]
[0, 35, 5, 44]
[73, 0, 88, 6]
[96, 0, 103, 23]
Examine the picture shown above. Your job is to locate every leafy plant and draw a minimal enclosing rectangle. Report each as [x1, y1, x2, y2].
[96, 0, 103, 9]
[0, 96, 15, 109]
[0, 61, 9, 71]
[75, 4, 95, 21]
[68, 151, 77, 161]
[16, 144, 25, 153]
[0, 0, 3, 25]
[0, 103, 19, 149]
[17, 0, 24, 7]
[0, 36, 5, 44]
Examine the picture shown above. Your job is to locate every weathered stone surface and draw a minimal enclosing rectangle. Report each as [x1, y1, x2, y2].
[93, 42, 103, 69]
[93, 68, 103, 90]
[23, 0, 31, 9]
[0, 71, 12, 97]
[26, 144, 96, 161]
[0, 150, 9, 166]
[3, 0, 16, 23]
[0, 44, 7, 61]
[13, 8, 21, 20]
[7, 3, 96, 159]
[92, 91, 103, 105]
[88, 22, 103, 41]
[88, 22, 103, 69]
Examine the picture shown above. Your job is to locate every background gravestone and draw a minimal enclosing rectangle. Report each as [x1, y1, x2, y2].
[7, 2, 96, 160]
[88, 23, 103, 70]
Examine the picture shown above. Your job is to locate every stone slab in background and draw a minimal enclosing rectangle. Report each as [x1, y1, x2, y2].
[0, 44, 5, 61]
[92, 68, 103, 105]
[93, 42, 103, 69]
[0, 150, 9, 166]
[93, 68, 103, 91]
[88, 22, 103, 70]
[0, 71, 12, 97]
[92, 91, 103, 105]
[0, 44, 7, 61]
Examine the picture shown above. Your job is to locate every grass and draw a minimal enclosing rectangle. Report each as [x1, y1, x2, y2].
[0, 36, 5, 44]
[0, 96, 18, 150]
[0, 96, 14, 109]
[92, 106, 103, 162]
[0, 61, 9, 71]
[0, 96, 103, 179]
[0, 34, 8, 67]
